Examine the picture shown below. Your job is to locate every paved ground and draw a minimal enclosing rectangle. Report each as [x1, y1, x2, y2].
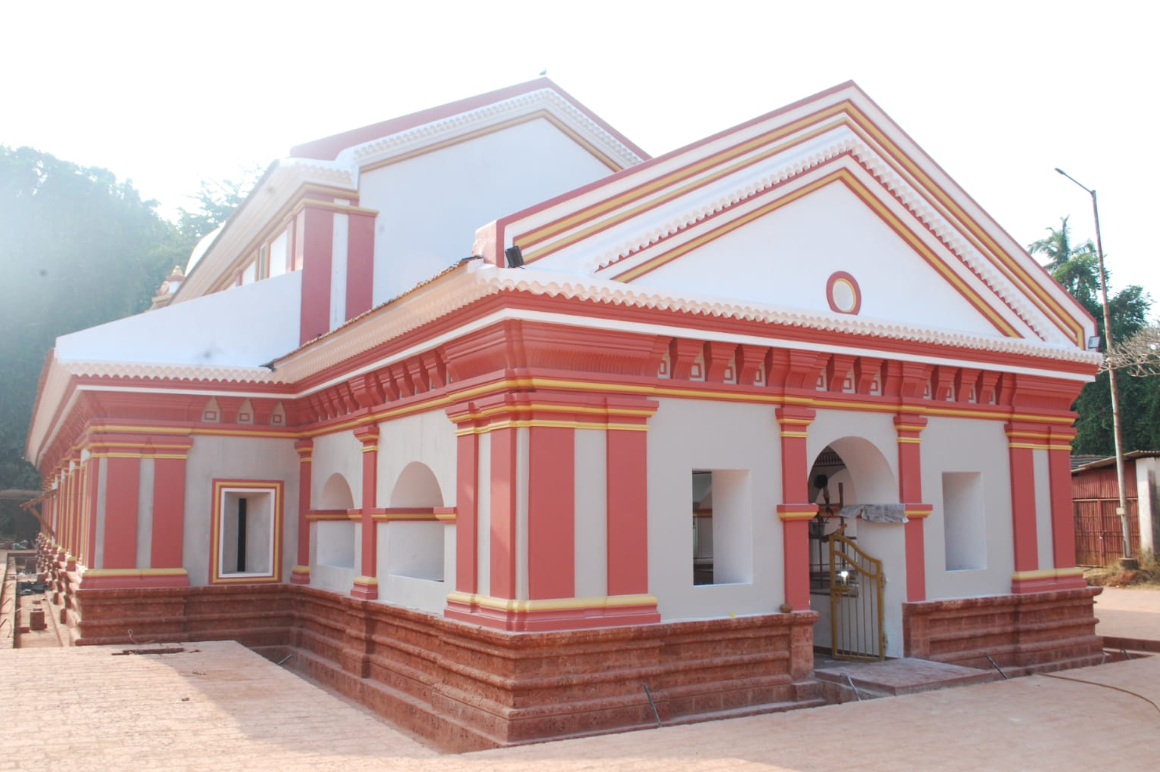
[1095, 585, 1160, 642]
[2, 639, 1160, 772]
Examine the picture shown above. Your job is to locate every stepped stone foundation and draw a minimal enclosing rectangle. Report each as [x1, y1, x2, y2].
[901, 587, 1103, 676]
[65, 573, 1103, 749]
[70, 582, 821, 750]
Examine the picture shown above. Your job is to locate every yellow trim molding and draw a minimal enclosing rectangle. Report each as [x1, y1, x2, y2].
[1011, 567, 1085, 580]
[83, 568, 188, 578]
[371, 512, 439, 522]
[447, 592, 657, 613]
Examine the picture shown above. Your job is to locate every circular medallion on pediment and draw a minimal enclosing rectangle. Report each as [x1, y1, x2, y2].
[826, 271, 861, 315]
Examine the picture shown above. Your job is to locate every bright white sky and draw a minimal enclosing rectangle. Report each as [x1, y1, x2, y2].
[4, 0, 1156, 305]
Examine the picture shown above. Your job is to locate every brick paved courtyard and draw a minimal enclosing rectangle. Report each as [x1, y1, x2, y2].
[1, 639, 1158, 771]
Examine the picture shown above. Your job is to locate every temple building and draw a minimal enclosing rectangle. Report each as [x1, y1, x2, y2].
[26, 79, 1104, 748]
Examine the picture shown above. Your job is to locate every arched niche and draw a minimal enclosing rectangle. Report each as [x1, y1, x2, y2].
[319, 473, 355, 510]
[390, 462, 444, 507]
[315, 472, 356, 571]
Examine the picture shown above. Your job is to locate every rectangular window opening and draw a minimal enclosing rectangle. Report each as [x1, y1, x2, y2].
[943, 472, 986, 571]
[691, 469, 752, 586]
[214, 481, 282, 583]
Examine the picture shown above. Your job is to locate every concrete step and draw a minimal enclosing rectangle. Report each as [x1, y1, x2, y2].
[814, 657, 998, 704]
[664, 696, 830, 727]
[1103, 635, 1160, 655]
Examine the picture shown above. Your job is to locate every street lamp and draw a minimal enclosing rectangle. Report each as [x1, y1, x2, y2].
[1055, 168, 1135, 566]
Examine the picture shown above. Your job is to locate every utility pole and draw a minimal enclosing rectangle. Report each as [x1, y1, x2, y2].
[1055, 168, 1135, 566]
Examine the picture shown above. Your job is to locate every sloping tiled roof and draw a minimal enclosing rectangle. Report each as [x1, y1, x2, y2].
[1072, 451, 1160, 473]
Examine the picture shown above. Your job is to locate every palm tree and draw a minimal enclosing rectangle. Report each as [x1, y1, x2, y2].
[1029, 216, 1101, 306]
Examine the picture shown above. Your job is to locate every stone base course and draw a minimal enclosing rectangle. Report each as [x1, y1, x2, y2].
[902, 587, 1104, 675]
[70, 582, 821, 750]
[60, 554, 1105, 750]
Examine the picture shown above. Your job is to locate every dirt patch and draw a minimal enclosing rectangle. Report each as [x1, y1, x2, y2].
[1086, 553, 1160, 588]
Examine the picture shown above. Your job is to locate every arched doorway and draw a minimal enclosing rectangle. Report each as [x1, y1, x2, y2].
[806, 438, 902, 660]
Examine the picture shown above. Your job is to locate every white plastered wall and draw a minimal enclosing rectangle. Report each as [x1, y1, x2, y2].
[921, 417, 1013, 599]
[376, 521, 448, 612]
[311, 431, 364, 508]
[638, 183, 999, 338]
[646, 397, 782, 621]
[182, 436, 300, 587]
[1138, 458, 1160, 554]
[805, 409, 903, 655]
[360, 118, 614, 304]
[377, 410, 457, 509]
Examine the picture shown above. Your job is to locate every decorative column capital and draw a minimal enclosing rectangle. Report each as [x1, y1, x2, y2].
[354, 425, 380, 450]
[775, 405, 816, 433]
[1005, 421, 1066, 450]
[894, 414, 928, 443]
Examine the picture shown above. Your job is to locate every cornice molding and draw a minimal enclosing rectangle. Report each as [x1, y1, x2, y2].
[175, 89, 643, 304]
[343, 88, 643, 173]
[523, 124, 1055, 345]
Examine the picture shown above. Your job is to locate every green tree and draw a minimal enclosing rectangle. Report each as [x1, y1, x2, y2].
[1030, 217, 1158, 454]
[177, 166, 261, 243]
[0, 147, 189, 496]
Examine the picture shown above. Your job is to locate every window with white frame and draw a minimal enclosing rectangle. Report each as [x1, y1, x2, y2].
[212, 480, 283, 583]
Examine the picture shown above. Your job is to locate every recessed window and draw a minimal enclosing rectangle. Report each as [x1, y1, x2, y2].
[691, 469, 752, 586]
[212, 480, 283, 583]
[943, 472, 986, 571]
[387, 521, 445, 581]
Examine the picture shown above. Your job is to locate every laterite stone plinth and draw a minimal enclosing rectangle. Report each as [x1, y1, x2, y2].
[902, 587, 1103, 676]
[287, 587, 821, 750]
[71, 583, 821, 750]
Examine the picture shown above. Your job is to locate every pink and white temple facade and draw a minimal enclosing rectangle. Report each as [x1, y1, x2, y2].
[26, 79, 1105, 748]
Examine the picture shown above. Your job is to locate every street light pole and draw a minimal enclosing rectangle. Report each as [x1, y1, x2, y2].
[1055, 168, 1135, 565]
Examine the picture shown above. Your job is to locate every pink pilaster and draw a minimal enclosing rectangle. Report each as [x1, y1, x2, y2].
[490, 427, 518, 599]
[894, 413, 929, 602]
[1006, 422, 1040, 591]
[606, 428, 649, 596]
[298, 204, 335, 344]
[528, 426, 575, 600]
[101, 454, 140, 570]
[292, 440, 313, 585]
[776, 405, 817, 611]
[352, 427, 380, 600]
[1048, 425, 1083, 586]
[150, 438, 193, 573]
[345, 210, 376, 320]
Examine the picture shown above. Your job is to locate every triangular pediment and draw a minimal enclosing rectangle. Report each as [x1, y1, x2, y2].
[617, 175, 1009, 338]
[483, 82, 1095, 349]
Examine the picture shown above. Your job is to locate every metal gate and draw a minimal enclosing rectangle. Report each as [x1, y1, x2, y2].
[829, 524, 885, 661]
